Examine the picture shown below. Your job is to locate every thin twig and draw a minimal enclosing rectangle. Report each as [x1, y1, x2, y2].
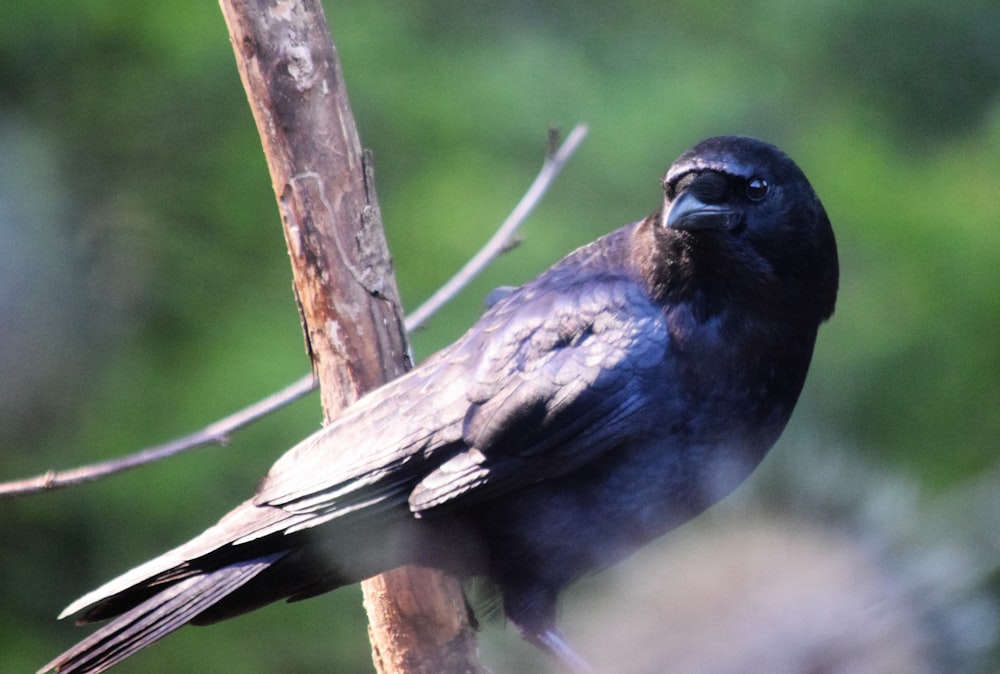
[0, 125, 587, 499]
[0, 374, 317, 498]
[405, 123, 588, 332]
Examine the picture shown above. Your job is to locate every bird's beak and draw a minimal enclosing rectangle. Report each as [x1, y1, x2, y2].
[663, 190, 733, 231]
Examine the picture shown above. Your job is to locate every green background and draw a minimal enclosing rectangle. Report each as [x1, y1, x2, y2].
[2, 1, 999, 672]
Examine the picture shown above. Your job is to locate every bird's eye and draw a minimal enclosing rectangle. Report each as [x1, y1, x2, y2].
[746, 177, 769, 201]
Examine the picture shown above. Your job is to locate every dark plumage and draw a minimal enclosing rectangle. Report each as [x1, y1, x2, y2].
[42, 136, 838, 673]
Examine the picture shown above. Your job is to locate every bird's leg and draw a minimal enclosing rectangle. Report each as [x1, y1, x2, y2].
[522, 626, 593, 674]
[504, 583, 593, 672]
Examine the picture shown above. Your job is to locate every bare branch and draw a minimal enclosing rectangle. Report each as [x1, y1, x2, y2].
[0, 374, 316, 499]
[220, 1, 483, 670]
[0, 126, 587, 500]
[405, 123, 588, 332]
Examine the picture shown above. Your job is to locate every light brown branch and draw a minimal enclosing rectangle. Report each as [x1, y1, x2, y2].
[218, 1, 483, 671]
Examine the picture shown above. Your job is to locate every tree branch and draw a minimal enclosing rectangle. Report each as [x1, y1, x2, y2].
[217, 1, 482, 671]
[0, 374, 316, 498]
[404, 123, 588, 332]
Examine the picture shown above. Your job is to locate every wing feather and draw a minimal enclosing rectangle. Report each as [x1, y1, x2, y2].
[249, 229, 673, 530]
[410, 277, 672, 512]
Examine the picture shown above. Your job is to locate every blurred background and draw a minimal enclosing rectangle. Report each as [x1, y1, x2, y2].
[2, 1, 999, 672]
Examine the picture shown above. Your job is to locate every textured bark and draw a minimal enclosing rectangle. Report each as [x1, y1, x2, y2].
[218, 1, 484, 671]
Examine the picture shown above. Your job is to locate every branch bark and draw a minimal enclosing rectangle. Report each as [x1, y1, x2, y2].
[218, 1, 484, 671]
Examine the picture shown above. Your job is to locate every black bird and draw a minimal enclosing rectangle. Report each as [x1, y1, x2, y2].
[42, 136, 838, 673]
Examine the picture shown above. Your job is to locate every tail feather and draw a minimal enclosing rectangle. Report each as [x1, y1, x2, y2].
[59, 499, 300, 622]
[39, 554, 284, 674]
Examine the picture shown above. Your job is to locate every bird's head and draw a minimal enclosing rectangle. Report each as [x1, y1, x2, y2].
[657, 136, 839, 323]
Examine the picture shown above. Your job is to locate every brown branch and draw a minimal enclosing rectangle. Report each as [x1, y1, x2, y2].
[218, 1, 483, 672]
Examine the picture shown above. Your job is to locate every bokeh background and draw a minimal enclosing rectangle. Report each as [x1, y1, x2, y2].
[3, 2, 999, 672]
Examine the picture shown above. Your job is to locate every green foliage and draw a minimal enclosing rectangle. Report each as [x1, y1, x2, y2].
[2, 1, 998, 671]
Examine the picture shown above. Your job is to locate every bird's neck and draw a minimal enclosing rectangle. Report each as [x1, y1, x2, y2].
[629, 215, 785, 323]
[629, 214, 820, 411]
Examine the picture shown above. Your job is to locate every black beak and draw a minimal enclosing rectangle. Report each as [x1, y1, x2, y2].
[664, 190, 734, 231]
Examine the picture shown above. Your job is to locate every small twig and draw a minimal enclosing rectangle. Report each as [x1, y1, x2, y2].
[0, 374, 316, 498]
[0, 125, 587, 500]
[405, 123, 588, 332]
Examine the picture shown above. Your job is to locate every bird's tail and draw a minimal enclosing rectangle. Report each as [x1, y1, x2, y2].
[38, 553, 284, 674]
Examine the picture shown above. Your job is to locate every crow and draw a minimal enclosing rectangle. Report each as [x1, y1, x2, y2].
[41, 136, 838, 673]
